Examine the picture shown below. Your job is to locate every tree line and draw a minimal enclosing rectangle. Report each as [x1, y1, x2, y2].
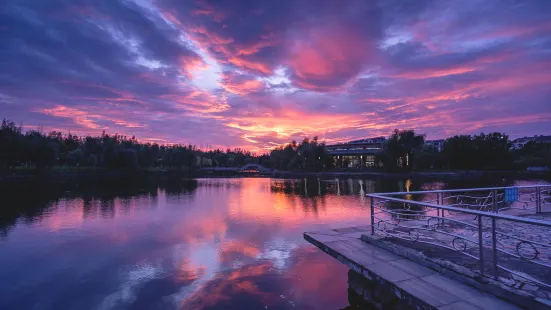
[0, 119, 267, 173]
[379, 130, 550, 171]
[270, 129, 550, 172]
[1, 118, 549, 173]
[269, 137, 333, 171]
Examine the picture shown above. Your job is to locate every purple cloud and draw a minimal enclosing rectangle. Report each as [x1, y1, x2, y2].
[0, 0, 550, 152]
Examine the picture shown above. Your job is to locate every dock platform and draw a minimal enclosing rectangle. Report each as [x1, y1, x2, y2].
[304, 226, 523, 310]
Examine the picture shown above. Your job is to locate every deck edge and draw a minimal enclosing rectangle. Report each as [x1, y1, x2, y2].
[360, 233, 548, 310]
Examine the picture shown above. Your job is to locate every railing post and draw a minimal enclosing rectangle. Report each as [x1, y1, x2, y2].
[536, 187, 541, 214]
[436, 192, 441, 225]
[491, 217, 498, 278]
[492, 189, 497, 213]
[478, 216, 484, 274]
[370, 196, 375, 235]
[441, 192, 445, 223]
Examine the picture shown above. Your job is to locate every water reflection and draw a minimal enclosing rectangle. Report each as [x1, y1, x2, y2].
[0, 177, 198, 236]
[0, 176, 548, 310]
[269, 178, 425, 197]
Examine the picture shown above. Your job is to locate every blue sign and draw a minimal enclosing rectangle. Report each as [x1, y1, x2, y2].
[505, 187, 519, 202]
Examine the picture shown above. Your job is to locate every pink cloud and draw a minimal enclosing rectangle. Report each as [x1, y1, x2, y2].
[183, 25, 275, 76]
[41, 105, 103, 129]
[160, 89, 230, 113]
[220, 72, 265, 95]
[39, 105, 147, 130]
[287, 25, 376, 91]
[4, 0, 551, 152]
[392, 67, 476, 79]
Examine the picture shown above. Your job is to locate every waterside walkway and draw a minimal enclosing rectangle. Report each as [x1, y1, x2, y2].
[305, 185, 551, 309]
[305, 227, 524, 309]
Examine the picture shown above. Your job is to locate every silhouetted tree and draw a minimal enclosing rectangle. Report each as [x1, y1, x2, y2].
[0, 118, 543, 174]
[512, 141, 551, 169]
[269, 136, 333, 171]
[378, 129, 425, 171]
[0, 119, 23, 171]
[0, 118, 271, 174]
[442, 133, 511, 170]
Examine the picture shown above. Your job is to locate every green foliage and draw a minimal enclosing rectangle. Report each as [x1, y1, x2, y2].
[269, 136, 333, 171]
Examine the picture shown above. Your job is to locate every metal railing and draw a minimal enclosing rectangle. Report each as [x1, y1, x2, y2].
[367, 185, 551, 292]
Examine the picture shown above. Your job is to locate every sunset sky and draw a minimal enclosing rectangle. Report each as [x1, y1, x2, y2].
[2, 0, 551, 152]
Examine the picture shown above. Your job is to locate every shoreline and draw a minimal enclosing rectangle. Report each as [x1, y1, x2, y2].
[271, 169, 551, 180]
[1, 168, 549, 182]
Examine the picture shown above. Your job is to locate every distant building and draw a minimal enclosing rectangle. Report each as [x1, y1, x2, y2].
[425, 139, 445, 152]
[511, 135, 551, 150]
[326, 137, 386, 168]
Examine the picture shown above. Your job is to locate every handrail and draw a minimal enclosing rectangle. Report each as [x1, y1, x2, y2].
[368, 187, 551, 292]
[367, 193, 551, 227]
[376, 184, 551, 196]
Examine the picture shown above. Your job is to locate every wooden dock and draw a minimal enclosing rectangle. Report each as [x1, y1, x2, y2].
[304, 226, 523, 310]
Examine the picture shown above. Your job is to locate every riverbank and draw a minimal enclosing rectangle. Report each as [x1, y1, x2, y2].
[0, 168, 183, 182]
[1, 167, 549, 182]
[271, 169, 551, 180]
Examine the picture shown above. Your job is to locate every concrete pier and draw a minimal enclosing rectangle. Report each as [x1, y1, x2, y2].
[304, 226, 524, 309]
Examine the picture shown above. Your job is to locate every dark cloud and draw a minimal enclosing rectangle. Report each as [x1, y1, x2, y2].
[0, 0, 231, 143]
[0, 0, 201, 110]
[1, 0, 550, 150]
[156, 0, 384, 90]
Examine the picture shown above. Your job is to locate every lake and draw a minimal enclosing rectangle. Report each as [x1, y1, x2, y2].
[1, 176, 549, 310]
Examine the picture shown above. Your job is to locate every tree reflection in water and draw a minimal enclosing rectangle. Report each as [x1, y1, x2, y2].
[0, 176, 198, 236]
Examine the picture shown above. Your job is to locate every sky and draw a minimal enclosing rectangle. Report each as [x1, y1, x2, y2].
[1, 0, 551, 152]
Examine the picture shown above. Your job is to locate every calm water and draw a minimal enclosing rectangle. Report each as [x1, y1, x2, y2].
[1, 176, 549, 310]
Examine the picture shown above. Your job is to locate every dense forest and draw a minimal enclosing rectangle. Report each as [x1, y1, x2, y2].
[1, 118, 549, 174]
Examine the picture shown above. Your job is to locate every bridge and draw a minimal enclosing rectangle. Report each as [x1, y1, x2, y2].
[199, 164, 273, 174]
[306, 184, 551, 309]
[238, 164, 272, 173]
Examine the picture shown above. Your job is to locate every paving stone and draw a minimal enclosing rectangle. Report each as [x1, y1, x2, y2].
[438, 301, 482, 310]
[334, 227, 362, 234]
[347, 240, 404, 261]
[305, 229, 342, 236]
[465, 295, 522, 310]
[354, 225, 372, 232]
[339, 231, 365, 239]
[367, 247, 402, 262]
[370, 262, 418, 282]
[389, 259, 436, 278]
[330, 241, 386, 267]
[395, 278, 462, 307]
[327, 241, 364, 258]
[421, 274, 483, 300]
[306, 233, 351, 242]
